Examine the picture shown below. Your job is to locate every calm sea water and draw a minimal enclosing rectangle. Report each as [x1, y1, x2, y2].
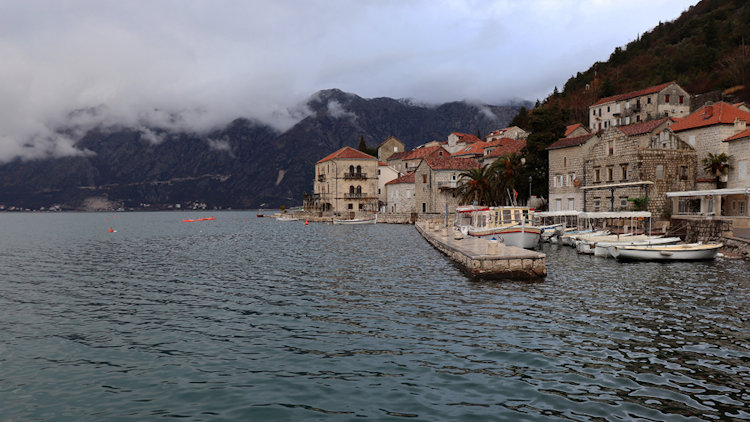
[1, 212, 749, 421]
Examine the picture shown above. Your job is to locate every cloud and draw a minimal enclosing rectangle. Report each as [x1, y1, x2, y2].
[326, 100, 358, 121]
[0, 0, 696, 162]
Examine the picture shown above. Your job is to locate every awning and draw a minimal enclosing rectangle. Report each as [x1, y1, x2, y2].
[666, 188, 750, 197]
[579, 211, 651, 219]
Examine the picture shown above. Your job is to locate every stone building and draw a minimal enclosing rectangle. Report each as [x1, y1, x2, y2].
[668, 102, 750, 182]
[480, 138, 527, 167]
[442, 132, 482, 154]
[377, 162, 400, 211]
[486, 126, 528, 142]
[386, 144, 449, 174]
[377, 136, 405, 162]
[414, 157, 479, 215]
[385, 172, 415, 214]
[588, 81, 690, 131]
[547, 131, 599, 211]
[308, 146, 379, 215]
[581, 117, 696, 217]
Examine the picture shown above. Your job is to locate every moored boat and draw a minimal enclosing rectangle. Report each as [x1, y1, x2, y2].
[608, 243, 722, 261]
[593, 236, 682, 257]
[332, 214, 377, 225]
[276, 215, 299, 222]
[455, 205, 541, 249]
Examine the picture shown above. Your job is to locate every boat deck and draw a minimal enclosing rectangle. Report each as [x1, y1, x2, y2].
[416, 222, 546, 280]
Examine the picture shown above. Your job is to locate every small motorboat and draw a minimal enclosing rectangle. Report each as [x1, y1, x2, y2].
[276, 215, 299, 222]
[332, 215, 377, 225]
[608, 243, 723, 261]
[592, 236, 682, 257]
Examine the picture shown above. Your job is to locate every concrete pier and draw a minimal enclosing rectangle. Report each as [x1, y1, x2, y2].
[416, 222, 546, 280]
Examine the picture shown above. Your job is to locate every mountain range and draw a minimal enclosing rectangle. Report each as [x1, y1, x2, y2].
[0, 89, 525, 210]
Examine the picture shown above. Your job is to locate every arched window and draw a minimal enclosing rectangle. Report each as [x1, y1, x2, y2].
[356, 165, 362, 174]
[356, 185, 362, 194]
[349, 186, 355, 194]
[349, 165, 355, 174]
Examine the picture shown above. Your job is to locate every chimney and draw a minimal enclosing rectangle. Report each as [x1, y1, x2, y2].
[735, 118, 747, 132]
[702, 104, 714, 120]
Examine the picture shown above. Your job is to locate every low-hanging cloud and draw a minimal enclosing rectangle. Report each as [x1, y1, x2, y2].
[0, 0, 695, 162]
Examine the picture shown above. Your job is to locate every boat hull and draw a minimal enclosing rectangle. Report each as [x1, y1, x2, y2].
[593, 237, 682, 257]
[468, 226, 541, 249]
[332, 216, 377, 225]
[609, 243, 722, 261]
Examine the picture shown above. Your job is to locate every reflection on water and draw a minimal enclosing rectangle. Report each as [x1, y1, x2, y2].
[0, 212, 749, 420]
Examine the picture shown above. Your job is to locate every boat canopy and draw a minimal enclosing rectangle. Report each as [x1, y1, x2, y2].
[534, 211, 581, 218]
[578, 211, 651, 219]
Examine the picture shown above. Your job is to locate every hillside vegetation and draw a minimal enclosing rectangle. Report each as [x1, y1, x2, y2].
[543, 0, 750, 126]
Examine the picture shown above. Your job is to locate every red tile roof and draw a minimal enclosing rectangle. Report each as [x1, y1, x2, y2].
[725, 128, 750, 142]
[547, 133, 597, 150]
[423, 157, 480, 170]
[452, 140, 502, 157]
[483, 138, 527, 158]
[378, 161, 388, 166]
[564, 123, 584, 137]
[670, 102, 750, 132]
[452, 132, 482, 143]
[591, 81, 675, 107]
[403, 145, 448, 160]
[386, 150, 411, 161]
[385, 172, 415, 185]
[317, 146, 377, 163]
[618, 117, 671, 136]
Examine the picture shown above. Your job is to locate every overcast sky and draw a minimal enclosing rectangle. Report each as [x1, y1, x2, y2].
[0, 0, 697, 160]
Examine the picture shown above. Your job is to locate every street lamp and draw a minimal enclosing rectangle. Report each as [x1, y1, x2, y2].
[528, 175, 532, 203]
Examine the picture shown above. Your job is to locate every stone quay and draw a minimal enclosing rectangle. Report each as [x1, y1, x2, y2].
[415, 221, 546, 280]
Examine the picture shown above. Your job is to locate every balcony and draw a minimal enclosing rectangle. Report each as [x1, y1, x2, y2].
[343, 172, 367, 179]
[345, 192, 375, 199]
[317, 174, 326, 182]
[438, 180, 458, 189]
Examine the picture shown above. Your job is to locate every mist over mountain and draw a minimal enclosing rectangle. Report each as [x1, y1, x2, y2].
[0, 90, 526, 210]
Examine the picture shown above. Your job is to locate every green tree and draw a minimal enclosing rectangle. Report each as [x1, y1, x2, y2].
[457, 165, 493, 205]
[489, 152, 523, 205]
[521, 106, 566, 201]
[702, 152, 733, 188]
[509, 106, 529, 130]
[358, 135, 367, 152]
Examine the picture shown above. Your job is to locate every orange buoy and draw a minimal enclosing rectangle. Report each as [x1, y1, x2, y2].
[108, 227, 114, 233]
[305, 221, 309, 225]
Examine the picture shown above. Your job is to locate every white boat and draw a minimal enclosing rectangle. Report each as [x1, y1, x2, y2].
[593, 236, 682, 257]
[561, 230, 607, 246]
[276, 215, 299, 222]
[455, 205, 541, 249]
[608, 243, 723, 261]
[575, 233, 645, 254]
[332, 215, 377, 225]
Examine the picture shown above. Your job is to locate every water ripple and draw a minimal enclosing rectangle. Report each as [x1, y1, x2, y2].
[0, 212, 749, 420]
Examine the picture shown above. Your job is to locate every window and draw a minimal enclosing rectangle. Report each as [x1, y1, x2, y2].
[594, 199, 601, 212]
[393, 146, 398, 152]
[349, 165, 355, 173]
[647, 96, 652, 104]
[621, 164, 628, 180]
[679, 166, 688, 180]
[607, 106, 610, 112]
[626, 101, 630, 109]
[620, 198, 628, 208]
[378, 169, 381, 175]
[665, 94, 670, 103]
[608, 167, 614, 181]
[740, 201, 746, 216]
[422, 174, 427, 183]
[688, 135, 695, 147]
[595, 168, 601, 182]
[555, 198, 562, 211]
[422, 203, 426, 213]
[598, 108, 602, 117]
[563, 157, 567, 168]
[608, 140, 614, 155]
[378, 188, 381, 195]
[567, 198, 575, 210]
[625, 116, 631, 125]
[359, 203, 363, 210]
[439, 151, 444, 156]
[636, 115, 641, 122]
[656, 164, 664, 179]
[356, 165, 362, 174]
[679, 95, 684, 104]
[349, 186, 355, 194]
[348, 203, 353, 209]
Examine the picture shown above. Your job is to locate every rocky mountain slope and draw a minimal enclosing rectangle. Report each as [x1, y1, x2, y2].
[0, 89, 525, 210]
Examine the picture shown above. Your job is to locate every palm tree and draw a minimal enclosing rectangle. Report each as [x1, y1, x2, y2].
[457, 165, 493, 205]
[489, 152, 522, 205]
[702, 152, 733, 188]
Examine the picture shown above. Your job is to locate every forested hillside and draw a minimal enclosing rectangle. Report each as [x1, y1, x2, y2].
[543, 0, 749, 125]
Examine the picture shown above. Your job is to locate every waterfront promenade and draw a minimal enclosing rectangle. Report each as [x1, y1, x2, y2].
[415, 221, 546, 280]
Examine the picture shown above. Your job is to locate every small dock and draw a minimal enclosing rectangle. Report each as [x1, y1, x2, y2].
[416, 221, 546, 280]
